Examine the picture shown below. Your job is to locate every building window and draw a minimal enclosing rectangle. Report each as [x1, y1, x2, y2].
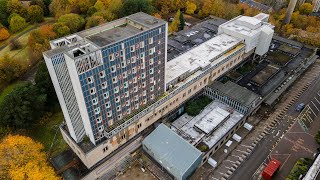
[114, 86, 119, 93]
[149, 48, 154, 55]
[121, 61, 126, 68]
[125, 91, 129, 97]
[143, 90, 146, 96]
[137, 123, 142, 128]
[116, 106, 121, 112]
[126, 100, 130, 106]
[133, 77, 137, 83]
[130, 45, 135, 52]
[101, 82, 107, 89]
[121, 134, 126, 139]
[124, 81, 128, 88]
[112, 77, 118, 83]
[87, 76, 93, 84]
[141, 73, 145, 79]
[96, 117, 102, 123]
[143, 99, 147, 104]
[131, 57, 136, 63]
[134, 95, 138, 101]
[107, 111, 112, 117]
[90, 88, 96, 95]
[127, 109, 131, 114]
[98, 125, 104, 132]
[115, 96, 120, 103]
[149, 37, 153, 44]
[150, 77, 154, 83]
[149, 68, 154, 74]
[92, 97, 98, 105]
[123, 72, 127, 78]
[150, 86, 154, 92]
[111, 66, 116, 73]
[94, 107, 100, 114]
[103, 92, 109, 99]
[151, 94, 154, 100]
[105, 102, 111, 108]
[150, 58, 154, 65]
[134, 86, 138, 92]
[132, 67, 136, 74]
[99, 71, 105, 78]
[140, 41, 144, 48]
[118, 114, 122, 120]
[135, 104, 139, 109]
[109, 54, 114, 61]
[142, 82, 146, 88]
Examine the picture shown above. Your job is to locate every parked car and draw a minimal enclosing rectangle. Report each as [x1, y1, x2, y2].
[296, 103, 305, 112]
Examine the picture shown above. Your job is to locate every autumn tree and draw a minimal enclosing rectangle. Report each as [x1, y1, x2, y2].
[0, 83, 47, 129]
[7, 0, 27, 18]
[0, 27, 10, 41]
[85, 16, 106, 29]
[52, 22, 70, 38]
[299, 3, 313, 15]
[49, 0, 73, 17]
[160, 5, 170, 20]
[186, 1, 197, 15]
[30, 0, 49, 16]
[169, 10, 181, 33]
[27, 5, 44, 23]
[57, 13, 85, 33]
[28, 25, 56, 60]
[9, 13, 27, 33]
[87, 6, 98, 16]
[0, 55, 24, 84]
[0, 135, 59, 179]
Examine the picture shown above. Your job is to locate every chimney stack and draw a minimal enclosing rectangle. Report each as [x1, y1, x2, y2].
[283, 0, 298, 25]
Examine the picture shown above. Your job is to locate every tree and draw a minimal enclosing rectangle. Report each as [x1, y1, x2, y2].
[0, 135, 59, 179]
[85, 16, 106, 29]
[9, 13, 27, 33]
[52, 22, 70, 38]
[0, 55, 24, 84]
[186, 1, 196, 15]
[35, 61, 58, 105]
[120, 0, 154, 16]
[87, 6, 97, 16]
[0, 0, 9, 26]
[28, 25, 56, 60]
[169, 10, 180, 32]
[299, 3, 313, 15]
[160, 5, 170, 20]
[49, 0, 73, 17]
[179, 10, 185, 31]
[9, 39, 22, 50]
[6, 0, 27, 18]
[0, 83, 47, 129]
[30, 0, 49, 16]
[27, 5, 44, 23]
[0, 28, 10, 41]
[57, 13, 85, 33]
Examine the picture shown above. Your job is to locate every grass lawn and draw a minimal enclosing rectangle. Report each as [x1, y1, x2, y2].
[29, 110, 68, 158]
[0, 81, 28, 103]
[0, 24, 35, 47]
[185, 96, 212, 116]
[266, 51, 291, 65]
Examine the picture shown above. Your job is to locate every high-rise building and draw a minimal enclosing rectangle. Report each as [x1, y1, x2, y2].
[313, 0, 320, 12]
[43, 13, 167, 145]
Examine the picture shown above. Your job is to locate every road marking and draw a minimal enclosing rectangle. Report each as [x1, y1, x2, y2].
[236, 149, 247, 154]
[309, 106, 317, 117]
[311, 101, 320, 112]
[279, 154, 291, 171]
[240, 144, 252, 148]
[225, 159, 236, 164]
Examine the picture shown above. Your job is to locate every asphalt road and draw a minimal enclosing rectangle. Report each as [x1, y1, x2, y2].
[230, 61, 320, 180]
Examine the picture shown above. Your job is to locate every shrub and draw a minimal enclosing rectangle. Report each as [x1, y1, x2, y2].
[0, 28, 10, 41]
[185, 96, 212, 116]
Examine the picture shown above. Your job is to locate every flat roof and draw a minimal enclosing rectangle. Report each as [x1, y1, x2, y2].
[194, 107, 230, 134]
[208, 81, 260, 107]
[165, 34, 241, 84]
[86, 24, 142, 47]
[172, 101, 244, 147]
[142, 124, 202, 178]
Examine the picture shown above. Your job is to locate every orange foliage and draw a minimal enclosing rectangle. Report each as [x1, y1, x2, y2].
[0, 28, 10, 41]
[0, 135, 60, 180]
[39, 24, 56, 39]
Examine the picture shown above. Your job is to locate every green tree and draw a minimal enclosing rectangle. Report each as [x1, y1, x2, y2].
[9, 13, 27, 33]
[120, 0, 154, 16]
[0, 83, 47, 129]
[87, 6, 97, 16]
[299, 3, 313, 15]
[0, 0, 9, 26]
[179, 10, 185, 31]
[49, 0, 73, 17]
[52, 22, 70, 38]
[27, 5, 44, 23]
[57, 13, 85, 33]
[85, 15, 106, 29]
[35, 61, 58, 105]
[30, 0, 49, 16]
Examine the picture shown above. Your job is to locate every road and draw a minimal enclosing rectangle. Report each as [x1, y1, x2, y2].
[230, 61, 320, 180]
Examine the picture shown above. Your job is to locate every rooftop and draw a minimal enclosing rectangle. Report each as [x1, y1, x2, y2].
[171, 101, 244, 147]
[142, 124, 202, 178]
[165, 34, 242, 85]
[208, 81, 260, 107]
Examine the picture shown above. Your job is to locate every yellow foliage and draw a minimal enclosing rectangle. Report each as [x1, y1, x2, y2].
[0, 28, 10, 41]
[186, 1, 197, 15]
[169, 10, 180, 33]
[0, 135, 60, 180]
